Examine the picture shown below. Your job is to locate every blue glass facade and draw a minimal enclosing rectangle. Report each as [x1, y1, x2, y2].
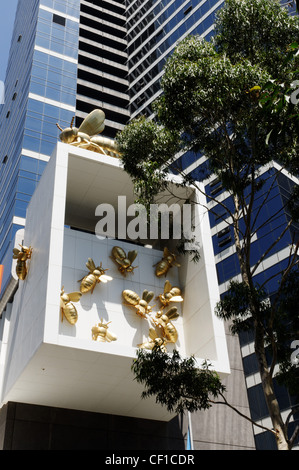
[126, 0, 224, 117]
[0, 0, 80, 293]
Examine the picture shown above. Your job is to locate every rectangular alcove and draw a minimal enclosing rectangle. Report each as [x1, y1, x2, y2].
[0, 143, 230, 421]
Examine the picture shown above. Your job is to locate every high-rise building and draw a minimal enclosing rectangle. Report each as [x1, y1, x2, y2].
[76, 0, 130, 136]
[126, 0, 223, 119]
[0, 0, 296, 450]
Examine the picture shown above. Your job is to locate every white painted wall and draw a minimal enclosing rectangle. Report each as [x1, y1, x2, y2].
[0, 143, 229, 417]
[60, 228, 185, 353]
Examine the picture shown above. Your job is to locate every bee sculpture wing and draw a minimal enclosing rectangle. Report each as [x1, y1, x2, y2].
[115, 257, 127, 266]
[112, 246, 126, 260]
[163, 247, 170, 257]
[66, 292, 82, 302]
[148, 327, 160, 341]
[105, 330, 117, 342]
[78, 109, 105, 136]
[99, 274, 113, 283]
[164, 280, 172, 294]
[12, 248, 22, 259]
[169, 295, 183, 302]
[86, 258, 96, 272]
[142, 290, 155, 303]
[127, 250, 138, 263]
[165, 306, 179, 321]
[142, 289, 149, 300]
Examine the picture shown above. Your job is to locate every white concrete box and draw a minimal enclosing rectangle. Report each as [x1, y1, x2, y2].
[0, 143, 230, 420]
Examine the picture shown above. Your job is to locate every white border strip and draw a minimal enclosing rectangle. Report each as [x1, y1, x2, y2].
[34, 45, 78, 64]
[39, 4, 79, 23]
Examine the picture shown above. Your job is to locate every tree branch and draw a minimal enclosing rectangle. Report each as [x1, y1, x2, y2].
[285, 404, 299, 449]
[250, 164, 284, 234]
[251, 218, 294, 276]
[209, 392, 277, 435]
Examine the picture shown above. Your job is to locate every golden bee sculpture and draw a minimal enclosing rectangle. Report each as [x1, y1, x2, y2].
[157, 280, 183, 309]
[56, 109, 121, 158]
[138, 328, 168, 353]
[111, 246, 138, 276]
[122, 289, 155, 319]
[92, 319, 117, 343]
[60, 287, 82, 325]
[154, 247, 180, 277]
[79, 258, 112, 294]
[12, 244, 33, 280]
[151, 306, 179, 344]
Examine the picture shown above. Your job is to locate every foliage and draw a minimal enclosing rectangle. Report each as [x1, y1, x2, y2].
[215, 267, 299, 397]
[215, 281, 268, 334]
[259, 42, 299, 174]
[214, 0, 299, 74]
[116, 116, 180, 207]
[132, 348, 225, 414]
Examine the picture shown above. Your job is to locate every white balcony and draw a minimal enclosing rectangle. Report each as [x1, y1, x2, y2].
[0, 142, 230, 421]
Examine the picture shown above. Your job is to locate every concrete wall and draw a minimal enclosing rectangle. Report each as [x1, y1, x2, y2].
[189, 322, 256, 450]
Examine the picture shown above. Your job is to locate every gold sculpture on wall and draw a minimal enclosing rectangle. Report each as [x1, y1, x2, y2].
[56, 109, 121, 158]
[157, 280, 183, 309]
[60, 287, 82, 325]
[151, 306, 179, 344]
[92, 319, 117, 343]
[111, 246, 138, 276]
[122, 289, 155, 318]
[79, 258, 112, 294]
[13, 244, 33, 280]
[56, 241, 183, 348]
[139, 306, 180, 352]
[138, 328, 168, 353]
[154, 247, 180, 277]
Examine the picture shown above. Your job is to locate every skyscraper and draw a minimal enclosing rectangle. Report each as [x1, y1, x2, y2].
[76, 0, 130, 136]
[126, 0, 223, 118]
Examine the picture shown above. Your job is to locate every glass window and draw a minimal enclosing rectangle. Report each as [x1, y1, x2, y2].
[53, 14, 66, 27]
[15, 200, 28, 218]
[27, 99, 44, 114]
[17, 177, 37, 196]
[22, 135, 40, 153]
[25, 116, 43, 133]
[38, 160, 47, 175]
[43, 104, 58, 118]
[40, 139, 55, 155]
[20, 155, 38, 172]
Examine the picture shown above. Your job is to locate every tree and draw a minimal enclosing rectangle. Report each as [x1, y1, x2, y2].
[132, 348, 297, 442]
[116, 0, 299, 450]
[259, 41, 299, 167]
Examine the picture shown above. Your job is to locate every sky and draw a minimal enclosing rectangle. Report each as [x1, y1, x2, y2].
[0, 0, 19, 83]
